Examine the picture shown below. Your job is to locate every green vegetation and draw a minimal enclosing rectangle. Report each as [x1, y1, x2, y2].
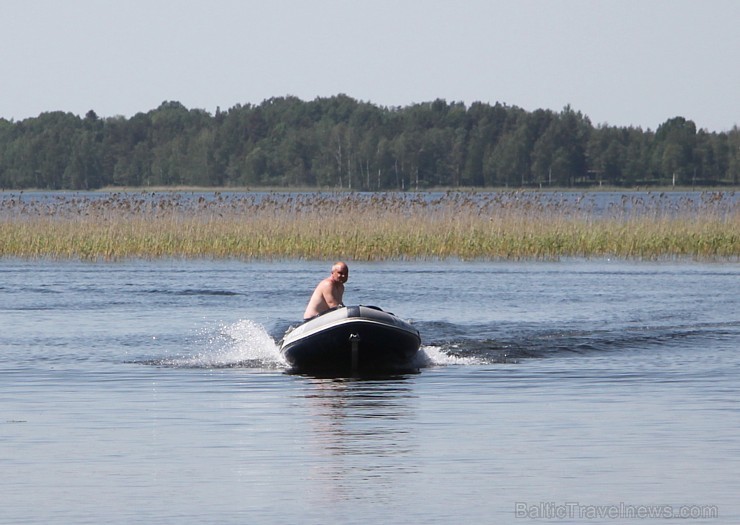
[1, 191, 736, 261]
[1, 96, 739, 191]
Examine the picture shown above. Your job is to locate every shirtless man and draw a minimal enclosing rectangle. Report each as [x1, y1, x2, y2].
[303, 262, 349, 320]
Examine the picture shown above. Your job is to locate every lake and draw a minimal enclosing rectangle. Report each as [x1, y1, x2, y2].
[1, 259, 738, 524]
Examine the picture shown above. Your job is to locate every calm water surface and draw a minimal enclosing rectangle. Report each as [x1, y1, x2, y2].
[1, 259, 739, 524]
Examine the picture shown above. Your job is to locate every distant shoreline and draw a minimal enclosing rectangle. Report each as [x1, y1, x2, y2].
[2, 185, 738, 194]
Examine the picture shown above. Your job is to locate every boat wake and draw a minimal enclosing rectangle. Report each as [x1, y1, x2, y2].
[140, 319, 740, 371]
[141, 317, 733, 371]
[147, 319, 286, 369]
[414, 345, 485, 367]
[146, 318, 478, 371]
[416, 319, 740, 364]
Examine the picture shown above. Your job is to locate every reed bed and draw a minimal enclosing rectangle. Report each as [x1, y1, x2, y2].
[0, 191, 737, 261]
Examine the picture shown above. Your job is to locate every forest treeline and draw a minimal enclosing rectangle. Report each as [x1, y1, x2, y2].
[1, 95, 738, 190]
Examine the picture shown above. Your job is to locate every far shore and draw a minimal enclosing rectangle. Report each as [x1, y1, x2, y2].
[1, 184, 738, 194]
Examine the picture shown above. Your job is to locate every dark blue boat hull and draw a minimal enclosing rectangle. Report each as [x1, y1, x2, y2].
[280, 306, 421, 374]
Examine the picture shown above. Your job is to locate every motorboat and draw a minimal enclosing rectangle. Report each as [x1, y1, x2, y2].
[279, 305, 421, 374]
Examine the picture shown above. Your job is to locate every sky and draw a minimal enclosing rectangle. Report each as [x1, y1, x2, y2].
[2, 0, 739, 132]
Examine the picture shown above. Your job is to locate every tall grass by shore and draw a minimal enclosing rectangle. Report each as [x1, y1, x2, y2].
[0, 191, 737, 261]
